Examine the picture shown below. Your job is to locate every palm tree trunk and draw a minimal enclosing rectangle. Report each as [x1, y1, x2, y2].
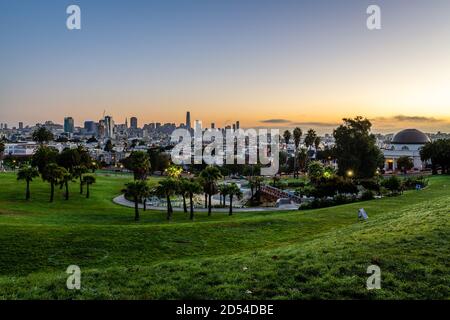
[229, 195, 233, 216]
[143, 197, 146, 211]
[134, 196, 139, 221]
[86, 184, 90, 198]
[50, 182, 54, 202]
[26, 180, 30, 200]
[166, 195, 172, 220]
[208, 194, 212, 216]
[65, 181, 69, 200]
[182, 194, 187, 213]
[204, 193, 208, 208]
[79, 176, 83, 194]
[189, 193, 194, 220]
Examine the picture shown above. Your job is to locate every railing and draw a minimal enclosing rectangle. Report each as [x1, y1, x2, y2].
[260, 185, 302, 203]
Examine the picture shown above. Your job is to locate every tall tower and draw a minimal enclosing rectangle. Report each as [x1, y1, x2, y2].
[130, 117, 138, 129]
[186, 111, 191, 130]
[64, 117, 74, 133]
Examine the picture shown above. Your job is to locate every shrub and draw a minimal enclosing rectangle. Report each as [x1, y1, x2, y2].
[403, 176, 429, 190]
[360, 190, 375, 201]
[382, 175, 403, 195]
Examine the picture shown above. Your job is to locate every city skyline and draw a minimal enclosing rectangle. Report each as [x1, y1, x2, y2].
[2, 0, 450, 133]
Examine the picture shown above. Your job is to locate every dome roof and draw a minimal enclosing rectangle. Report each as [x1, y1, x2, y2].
[392, 129, 430, 144]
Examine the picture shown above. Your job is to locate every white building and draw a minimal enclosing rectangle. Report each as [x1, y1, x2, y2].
[383, 129, 430, 171]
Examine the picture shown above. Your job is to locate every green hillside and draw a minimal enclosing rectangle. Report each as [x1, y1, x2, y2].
[0, 172, 448, 299]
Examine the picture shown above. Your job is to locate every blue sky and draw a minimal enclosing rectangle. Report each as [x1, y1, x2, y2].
[1, 0, 450, 133]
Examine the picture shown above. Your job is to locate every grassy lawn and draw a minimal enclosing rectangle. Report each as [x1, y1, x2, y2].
[0, 172, 448, 299]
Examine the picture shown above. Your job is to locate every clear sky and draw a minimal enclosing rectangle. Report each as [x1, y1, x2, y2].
[1, 0, 450, 133]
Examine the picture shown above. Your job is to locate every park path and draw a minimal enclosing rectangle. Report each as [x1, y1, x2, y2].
[112, 194, 299, 212]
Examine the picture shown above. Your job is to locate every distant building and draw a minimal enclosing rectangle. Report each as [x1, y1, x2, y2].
[18, 122, 24, 130]
[130, 117, 138, 129]
[383, 129, 430, 171]
[186, 111, 191, 130]
[236, 121, 240, 130]
[84, 121, 96, 134]
[104, 116, 115, 139]
[64, 117, 74, 133]
[211, 123, 215, 129]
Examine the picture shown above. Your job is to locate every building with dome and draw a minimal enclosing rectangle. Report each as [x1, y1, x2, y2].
[383, 129, 430, 172]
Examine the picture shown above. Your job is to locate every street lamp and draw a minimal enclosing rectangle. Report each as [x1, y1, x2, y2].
[346, 169, 354, 178]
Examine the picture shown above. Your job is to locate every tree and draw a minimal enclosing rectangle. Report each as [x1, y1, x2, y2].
[297, 148, 308, 173]
[333, 117, 384, 179]
[183, 178, 203, 220]
[397, 156, 414, 174]
[31, 145, 58, 174]
[83, 175, 96, 199]
[41, 163, 67, 202]
[304, 129, 317, 150]
[104, 139, 114, 152]
[122, 151, 151, 180]
[148, 147, 171, 174]
[32, 127, 54, 145]
[0, 141, 4, 158]
[155, 178, 178, 220]
[123, 180, 148, 221]
[17, 165, 39, 200]
[165, 165, 182, 179]
[314, 136, 321, 151]
[218, 184, 227, 206]
[292, 127, 302, 177]
[73, 165, 88, 194]
[60, 170, 73, 200]
[282, 130, 291, 148]
[420, 139, 450, 175]
[307, 161, 324, 183]
[224, 183, 243, 216]
[199, 166, 222, 216]
[178, 177, 190, 213]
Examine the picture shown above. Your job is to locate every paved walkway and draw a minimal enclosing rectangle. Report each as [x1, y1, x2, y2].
[112, 194, 299, 212]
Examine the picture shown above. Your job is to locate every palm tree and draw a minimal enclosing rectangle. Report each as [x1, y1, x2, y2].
[183, 178, 203, 220]
[60, 171, 73, 200]
[314, 136, 321, 151]
[122, 180, 148, 221]
[199, 166, 222, 216]
[282, 130, 291, 149]
[304, 129, 317, 150]
[73, 165, 88, 194]
[32, 127, 54, 145]
[17, 165, 39, 200]
[83, 175, 96, 199]
[41, 163, 67, 202]
[155, 178, 178, 220]
[178, 178, 190, 213]
[224, 183, 243, 216]
[293, 127, 302, 178]
[218, 184, 228, 206]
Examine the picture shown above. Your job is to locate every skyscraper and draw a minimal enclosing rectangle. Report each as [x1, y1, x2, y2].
[236, 121, 240, 130]
[211, 123, 215, 129]
[130, 117, 138, 129]
[186, 111, 191, 130]
[84, 121, 96, 134]
[64, 117, 74, 133]
[18, 122, 24, 130]
[104, 116, 114, 139]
